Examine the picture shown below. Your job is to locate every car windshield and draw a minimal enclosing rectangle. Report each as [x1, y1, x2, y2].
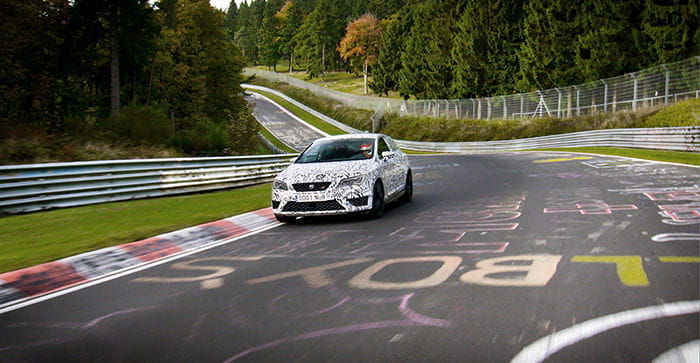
[296, 138, 375, 163]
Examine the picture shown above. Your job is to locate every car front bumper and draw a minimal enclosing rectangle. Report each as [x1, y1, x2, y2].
[272, 185, 373, 216]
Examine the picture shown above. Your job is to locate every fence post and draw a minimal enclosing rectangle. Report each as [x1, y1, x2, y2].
[470, 99, 476, 119]
[574, 85, 580, 116]
[519, 94, 524, 119]
[487, 98, 492, 120]
[661, 65, 670, 105]
[631, 73, 638, 111]
[555, 88, 562, 118]
[477, 99, 482, 120]
[601, 79, 608, 112]
[502, 96, 507, 119]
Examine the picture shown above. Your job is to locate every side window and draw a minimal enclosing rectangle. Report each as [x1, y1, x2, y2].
[386, 137, 398, 151]
[378, 138, 390, 156]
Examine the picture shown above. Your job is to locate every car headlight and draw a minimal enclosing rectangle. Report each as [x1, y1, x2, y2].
[273, 179, 288, 190]
[337, 175, 364, 188]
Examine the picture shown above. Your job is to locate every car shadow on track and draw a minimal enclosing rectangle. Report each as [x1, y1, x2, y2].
[287, 200, 411, 226]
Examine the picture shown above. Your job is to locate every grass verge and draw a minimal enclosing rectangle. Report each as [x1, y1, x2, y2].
[536, 147, 700, 166]
[258, 126, 297, 153]
[0, 183, 272, 273]
[249, 88, 348, 136]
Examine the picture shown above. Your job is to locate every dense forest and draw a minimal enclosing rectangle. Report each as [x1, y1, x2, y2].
[230, 0, 699, 99]
[1, 0, 697, 160]
[1, 0, 258, 156]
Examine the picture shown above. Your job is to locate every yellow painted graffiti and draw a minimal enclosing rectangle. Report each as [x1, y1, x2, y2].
[533, 156, 592, 164]
[571, 256, 649, 286]
[658, 256, 700, 263]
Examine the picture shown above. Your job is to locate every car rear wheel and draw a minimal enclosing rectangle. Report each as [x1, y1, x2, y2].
[275, 214, 297, 223]
[400, 170, 413, 203]
[368, 181, 384, 218]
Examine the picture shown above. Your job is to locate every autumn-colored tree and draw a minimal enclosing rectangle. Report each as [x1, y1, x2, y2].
[337, 14, 384, 94]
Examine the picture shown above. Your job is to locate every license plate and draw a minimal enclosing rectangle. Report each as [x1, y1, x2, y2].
[294, 193, 324, 202]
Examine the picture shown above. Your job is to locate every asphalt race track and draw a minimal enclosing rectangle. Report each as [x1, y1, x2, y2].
[247, 93, 325, 151]
[1, 153, 698, 362]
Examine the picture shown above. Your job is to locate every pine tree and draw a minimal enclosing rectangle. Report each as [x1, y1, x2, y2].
[293, 0, 344, 79]
[640, 0, 699, 66]
[224, 0, 239, 39]
[276, 1, 303, 72]
[451, 0, 524, 98]
[518, 0, 584, 91]
[369, 9, 413, 96]
[575, 0, 644, 81]
[398, 0, 464, 99]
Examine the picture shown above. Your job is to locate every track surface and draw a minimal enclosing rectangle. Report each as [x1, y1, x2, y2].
[247, 93, 324, 151]
[1, 153, 698, 361]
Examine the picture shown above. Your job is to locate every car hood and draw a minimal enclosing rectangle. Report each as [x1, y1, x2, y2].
[278, 159, 376, 184]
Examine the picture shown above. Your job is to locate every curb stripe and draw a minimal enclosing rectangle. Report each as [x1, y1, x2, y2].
[0, 208, 277, 308]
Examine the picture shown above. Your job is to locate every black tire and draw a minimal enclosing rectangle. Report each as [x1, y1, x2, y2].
[368, 181, 385, 218]
[399, 170, 413, 203]
[275, 214, 296, 223]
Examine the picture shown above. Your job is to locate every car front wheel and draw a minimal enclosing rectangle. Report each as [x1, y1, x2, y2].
[400, 170, 413, 203]
[368, 181, 385, 218]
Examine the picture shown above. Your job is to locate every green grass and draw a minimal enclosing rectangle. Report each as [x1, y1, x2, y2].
[258, 125, 297, 153]
[536, 147, 700, 166]
[0, 184, 272, 273]
[248, 88, 348, 136]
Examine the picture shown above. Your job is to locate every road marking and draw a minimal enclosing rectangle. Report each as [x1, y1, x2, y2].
[533, 156, 592, 164]
[348, 256, 462, 290]
[659, 257, 700, 263]
[652, 233, 700, 242]
[133, 257, 263, 283]
[201, 278, 224, 289]
[571, 256, 649, 286]
[511, 300, 700, 363]
[460, 255, 562, 286]
[246, 258, 372, 288]
[653, 340, 700, 363]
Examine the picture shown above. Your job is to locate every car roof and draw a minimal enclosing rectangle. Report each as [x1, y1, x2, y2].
[315, 133, 385, 142]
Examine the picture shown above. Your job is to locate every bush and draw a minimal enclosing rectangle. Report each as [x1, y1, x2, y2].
[103, 104, 172, 145]
[643, 98, 700, 127]
[170, 121, 231, 155]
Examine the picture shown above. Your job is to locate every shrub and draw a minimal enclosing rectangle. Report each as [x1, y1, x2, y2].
[103, 104, 172, 145]
[170, 121, 231, 155]
[643, 98, 700, 127]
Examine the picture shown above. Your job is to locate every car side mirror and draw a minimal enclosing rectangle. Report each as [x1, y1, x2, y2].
[381, 151, 395, 159]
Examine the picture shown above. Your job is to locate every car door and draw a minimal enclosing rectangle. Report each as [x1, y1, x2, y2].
[378, 137, 401, 196]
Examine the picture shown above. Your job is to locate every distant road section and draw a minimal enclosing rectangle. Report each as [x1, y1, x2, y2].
[246, 93, 325, 152]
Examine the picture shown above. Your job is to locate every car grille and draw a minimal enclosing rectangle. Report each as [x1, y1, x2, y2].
[293, 182, 331, 192]
[282, 200, 345, 212]
[348, 196, 369, 207]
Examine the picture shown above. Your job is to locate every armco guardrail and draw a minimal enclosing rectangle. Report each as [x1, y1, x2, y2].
[394, 126, 700, 153]
[0, 154, 297, 214]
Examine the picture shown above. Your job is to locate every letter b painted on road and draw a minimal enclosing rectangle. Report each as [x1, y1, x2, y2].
[348, 256, 463, 290]
[460, 255, 562, 286]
